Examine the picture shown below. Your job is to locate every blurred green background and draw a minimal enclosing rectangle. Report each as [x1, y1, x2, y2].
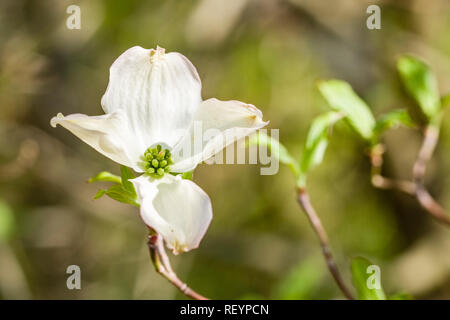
[0, 0, 450, 299]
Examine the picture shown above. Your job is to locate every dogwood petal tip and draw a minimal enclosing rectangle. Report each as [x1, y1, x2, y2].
[50, 113, 64, 127]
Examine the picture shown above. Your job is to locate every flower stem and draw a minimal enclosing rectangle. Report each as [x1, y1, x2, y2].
[147, 233, 208, 300]
[296, 187, 354, 300]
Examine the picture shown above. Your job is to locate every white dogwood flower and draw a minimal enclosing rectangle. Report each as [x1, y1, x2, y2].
[51, 46, 267, 254]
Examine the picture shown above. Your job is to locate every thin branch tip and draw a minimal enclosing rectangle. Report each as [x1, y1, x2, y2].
[369, 128, 450, 226]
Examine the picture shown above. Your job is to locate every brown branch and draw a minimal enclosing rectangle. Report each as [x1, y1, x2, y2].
[415, 187, 450, 226]
[413, 126, 439, 184]
[147, 233, 208, 300]
[412, 126, 450, 226]
[369, 130, 450, 226]
[369, 143, 416, 195]
[296, 188, 354, 300]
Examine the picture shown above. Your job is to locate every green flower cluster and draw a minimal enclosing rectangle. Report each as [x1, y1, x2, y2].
[142, 145, 173, 177]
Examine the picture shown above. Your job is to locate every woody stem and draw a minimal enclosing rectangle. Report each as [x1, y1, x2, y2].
[296, 188, 354, 300]
[147, 232, 208, 300]
[412, 126, 450, 226]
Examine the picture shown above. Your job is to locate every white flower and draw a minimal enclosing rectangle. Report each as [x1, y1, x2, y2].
[51, 46, 267, 254]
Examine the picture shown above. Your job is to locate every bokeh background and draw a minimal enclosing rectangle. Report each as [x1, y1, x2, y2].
[1, 0, 450, 299]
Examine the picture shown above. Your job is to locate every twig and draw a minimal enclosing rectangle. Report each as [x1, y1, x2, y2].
[147, 233, 208, 300]
[369, 130, 450, 226]
[415, 187, 450, 226]
[369, 143, 416, 195]
[413, 126, 439, 185]
[412, 126, 450, 226]
[296, 188, 354, 300]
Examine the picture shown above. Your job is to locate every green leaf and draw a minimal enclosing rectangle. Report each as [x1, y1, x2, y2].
[120, 165, 136, 196]
[318, 80, 376, 140]
[247, 132, 299, 176]
[397, 55, 441, 120]
[351, 257, 386, 300]
[94, 189, 107, 199]
[89, 171, 122, 184]
[374, 109, 415, 135]
[298, 112, 342, 187]
[104, 184, 139, 207]
[0, 199, 15, 241]
[91, 167, 138, 206]
[181, 171, 194, 180]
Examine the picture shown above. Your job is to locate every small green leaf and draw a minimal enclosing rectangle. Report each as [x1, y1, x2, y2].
[91, 167, 138, 206]
[181, 171, 194, 180]
[89, 171, 122, 184]
[247, 132, 299, 176]
[104, 184, 139, 207]
[351, 257, 386, 300]
[0, 199, 15, 241]
[298, 111, 343, 187]
[94, 189, 107, 199]
[397, 55, 441, 120]
[374, 109, 415, 135]
[318, 80, 376, 140]
[120, 165, 136, 196]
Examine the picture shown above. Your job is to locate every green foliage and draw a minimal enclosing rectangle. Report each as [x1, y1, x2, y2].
[89, 166, 138, 206]
[247, 132, 299, 176]
[298, 111, 342, 187]
[397, 55, 441, 121]
[318, 80, 376, 141]
[181, 171, 194, 180]
[97, 184, 139, 206]
[120, 165, 137, 196]
[88, 171, 122, 184]
[351, 257, 386, 300]
[374, 109, 415, 136]
[94, 189, 107, 199]
[0, 199, 15, 241]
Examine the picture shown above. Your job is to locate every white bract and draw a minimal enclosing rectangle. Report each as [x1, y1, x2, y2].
[51, 46, 267, 254]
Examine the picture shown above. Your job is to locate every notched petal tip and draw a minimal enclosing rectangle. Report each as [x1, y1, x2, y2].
[170, 242, 189, 255]
[149, 46, 166, 63]
[240, 102, 268, 127]
[50, 113, 64, 128]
